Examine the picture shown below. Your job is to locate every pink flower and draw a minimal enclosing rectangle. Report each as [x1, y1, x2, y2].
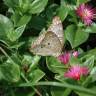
[72, 51, 78, 57]
[58, 52, 70, 64]
[76, 3, 96, 25]
[64, 65, 89, 80]
[58, 51, 79, 64]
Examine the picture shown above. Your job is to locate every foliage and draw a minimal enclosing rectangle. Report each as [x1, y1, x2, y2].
[0, 0, 96, 96]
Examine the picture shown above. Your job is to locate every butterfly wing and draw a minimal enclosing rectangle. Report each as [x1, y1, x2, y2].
[47, 16, 64, 47]
[30, 31, 62, 57]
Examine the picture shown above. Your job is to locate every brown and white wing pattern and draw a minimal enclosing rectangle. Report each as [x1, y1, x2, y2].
[47, 16, 64, 47]
[31, 31, 47, 49]
[30, 31, 62, 57]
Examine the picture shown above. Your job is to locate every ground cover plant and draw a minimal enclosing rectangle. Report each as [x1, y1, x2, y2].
[0, 0, 96, 96]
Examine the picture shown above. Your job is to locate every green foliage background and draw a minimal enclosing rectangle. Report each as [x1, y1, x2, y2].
[0, 0, 96, 96]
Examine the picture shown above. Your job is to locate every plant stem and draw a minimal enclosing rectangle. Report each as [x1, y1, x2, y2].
[0, 47, 15, 63]
[0, 47, 9, 58]
[21, 73, 42, 96]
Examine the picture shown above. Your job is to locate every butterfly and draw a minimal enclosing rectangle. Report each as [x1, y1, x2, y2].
[30, 16, 64, 57]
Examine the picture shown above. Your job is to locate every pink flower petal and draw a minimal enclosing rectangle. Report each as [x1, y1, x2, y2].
[58, 52, 70, 64]
[64, 65, 89, 80]
[76, 3, 96, 25]
[72, 51, 79, 57]
[58, 51, 79, 64]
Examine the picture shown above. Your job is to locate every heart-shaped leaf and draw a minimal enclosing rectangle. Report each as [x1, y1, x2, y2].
[65, 25, 89, 48]
[46, 56, 66, 74]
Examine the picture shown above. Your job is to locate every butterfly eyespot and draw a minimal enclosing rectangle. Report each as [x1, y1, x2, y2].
[41, 46, 43, 48]
[48, 43, 50, 45]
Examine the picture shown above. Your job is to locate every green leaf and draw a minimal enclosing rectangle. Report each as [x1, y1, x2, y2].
[57, 0, 69, 21]
[0, 14, 13, 39]
[46, 4, 58, 21]
[29, 0, 48, 14]
[16, 15, 31, 27]
[63, 88, 72, 96]
[82, 76, 92, 87]
[76, 91, 94, 96]
[0, 68, 3, 80]
[62, 0, 76, 5]
[9, 41, 25, 49]
[69, 56, 80, 66]
[65, 25, 76, 47]
[65, 25, 89, 48]
[19, 0, 31, 14]
[76, 86, 96, 96]
[29, 69, 45, 83]
[7, 25, 26, 42]
[55, 74, 67, 82]
[27, 55, 41, 72]
[83, 55, 95, 71]
[51, 87, 71, 96]
[80, 48, 96, 62]
[3, 0, 19, 8]
[90, 67, 96, 82]
[85, 24, 96, 33]
[0, 62, 20, 82]
[22, 55, 41, 72]
[46, 56, 66, 74]
[87, 48, 96, 58]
